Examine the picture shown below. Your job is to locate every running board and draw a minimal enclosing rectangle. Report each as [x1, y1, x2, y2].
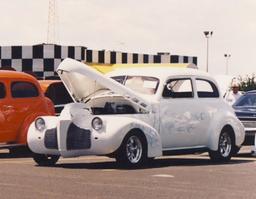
[0, 143, 25, 149]
[163, 147, 208, 156]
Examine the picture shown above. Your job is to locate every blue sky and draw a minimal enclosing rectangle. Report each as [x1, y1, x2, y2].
[1, 0, 256, 76]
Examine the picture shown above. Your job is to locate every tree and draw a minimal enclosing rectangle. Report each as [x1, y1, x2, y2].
[238, 74, 256, 92]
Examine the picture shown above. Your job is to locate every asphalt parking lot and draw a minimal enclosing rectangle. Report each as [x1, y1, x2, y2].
[0, 147, 255, 199]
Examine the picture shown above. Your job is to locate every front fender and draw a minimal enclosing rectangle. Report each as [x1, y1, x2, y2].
[27, 116, 60, 155]
[103, 116, 162, 157]
[67, 115, 163, 158]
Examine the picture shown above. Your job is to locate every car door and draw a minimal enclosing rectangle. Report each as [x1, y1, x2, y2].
[159, 77, 209, 149]
[0, 81, 15, 142]
[193, 78, 221, 145]
[8, 80, 41, 138]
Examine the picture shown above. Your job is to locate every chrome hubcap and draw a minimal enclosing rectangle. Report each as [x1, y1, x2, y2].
[219, 132, 232, 157]
[126, 136, 142, 164]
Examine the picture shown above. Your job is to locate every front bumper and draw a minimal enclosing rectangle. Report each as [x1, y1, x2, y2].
[237, 118, 256, 145]
[243, 129, 256, 145]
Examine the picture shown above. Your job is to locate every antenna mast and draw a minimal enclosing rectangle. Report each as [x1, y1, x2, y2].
[47, 0, 56, 44]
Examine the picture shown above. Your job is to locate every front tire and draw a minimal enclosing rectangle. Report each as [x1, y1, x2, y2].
[209, 130, 234, 162]
[115, 132, 147, 168]
[32, 153, 60, 166]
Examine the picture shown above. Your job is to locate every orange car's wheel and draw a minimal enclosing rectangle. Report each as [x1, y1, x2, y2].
[9, 146, 31, 156]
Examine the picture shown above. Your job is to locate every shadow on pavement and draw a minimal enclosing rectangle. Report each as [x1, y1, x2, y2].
[235, 152, 256, 158]
[55, 156, 254, 170]
[0, 150, 32, 159]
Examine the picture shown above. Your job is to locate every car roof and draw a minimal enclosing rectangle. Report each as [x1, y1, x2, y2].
[38, 80, 62, 92]
[0, 70, 37, 81]
[107, 67, 211, 80]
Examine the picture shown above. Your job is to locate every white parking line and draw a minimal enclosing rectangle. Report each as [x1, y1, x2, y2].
[101, 169, 116, 172]
[152, 174, 174, 178]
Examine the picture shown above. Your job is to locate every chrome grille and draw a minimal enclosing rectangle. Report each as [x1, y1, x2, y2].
[44, 128, 58, 149]
[241, 121, 256, 128]
[66, 123, 91, 150]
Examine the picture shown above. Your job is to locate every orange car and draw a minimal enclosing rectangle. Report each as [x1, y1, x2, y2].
[0, 70, 55, 152]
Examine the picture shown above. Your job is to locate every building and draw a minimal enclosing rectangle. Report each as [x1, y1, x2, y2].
[0, 43, 197, 78]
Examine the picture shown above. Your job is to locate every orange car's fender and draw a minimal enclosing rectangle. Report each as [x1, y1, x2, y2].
[16, 112, 48, 145]
[45, 97, 55, 115]
[17, 98, 55, 145]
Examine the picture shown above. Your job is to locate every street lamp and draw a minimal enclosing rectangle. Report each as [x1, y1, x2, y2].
[224, 54, 231, 75]
[203, 31, 213, 72]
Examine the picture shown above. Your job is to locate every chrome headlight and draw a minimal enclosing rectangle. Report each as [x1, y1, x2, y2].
[35, 117, 46, 132]
[91, 117, 103, 131]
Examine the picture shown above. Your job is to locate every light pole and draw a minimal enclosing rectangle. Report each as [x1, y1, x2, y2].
[224, 54, 231, 75]
[203, 31, 213, 73]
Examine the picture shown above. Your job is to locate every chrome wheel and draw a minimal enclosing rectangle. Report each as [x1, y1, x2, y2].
[116, 132, 147, 167]
[219, 132, 232, 158]
[125, 135, 143, 164]
[209, 129, 234, 162]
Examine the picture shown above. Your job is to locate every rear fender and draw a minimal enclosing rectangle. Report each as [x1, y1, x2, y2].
[44, 97, 55, 115]
[207, 112, 245, 151]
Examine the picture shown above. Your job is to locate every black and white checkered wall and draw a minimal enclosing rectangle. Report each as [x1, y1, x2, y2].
[85, 50, 197, 65]
[0, 44, 86, 78]
[0, 44, 197, 78]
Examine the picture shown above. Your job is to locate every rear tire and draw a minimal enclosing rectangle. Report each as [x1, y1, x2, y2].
[32, 153, 60, 166]
[209, 130, 234, 162]
[115, 132, 147, 168]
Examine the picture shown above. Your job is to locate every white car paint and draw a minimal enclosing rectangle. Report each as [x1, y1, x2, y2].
[27, 58, 245, 162]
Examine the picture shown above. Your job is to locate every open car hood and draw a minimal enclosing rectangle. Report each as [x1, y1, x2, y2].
[56, 58, 152, 112]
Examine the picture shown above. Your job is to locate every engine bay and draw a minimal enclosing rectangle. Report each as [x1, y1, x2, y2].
[86, 95, 143, 115]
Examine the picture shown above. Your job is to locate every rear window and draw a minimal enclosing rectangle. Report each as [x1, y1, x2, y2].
[0, 83, 6, 99]
[196, 79, 219, 98]
[11, 82, 39, 98]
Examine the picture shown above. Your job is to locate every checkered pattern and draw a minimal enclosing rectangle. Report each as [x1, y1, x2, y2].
[0, 44, 86, 78]
[85, 50, 197, 65]
[0, 44, 197, 78]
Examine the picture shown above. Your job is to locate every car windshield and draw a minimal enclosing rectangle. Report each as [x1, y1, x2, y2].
[234, 93, 256, 107]
[111, 75, 159, 95]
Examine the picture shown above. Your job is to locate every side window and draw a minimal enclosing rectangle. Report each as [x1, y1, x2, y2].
[11, 82, 39, 98]
[196, 79, 219, 98]
[0, 83, 6, 99]
[163, 78, 193, 98]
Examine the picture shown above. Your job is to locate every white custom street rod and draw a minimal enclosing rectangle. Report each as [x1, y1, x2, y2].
[27, 58, 245, 167]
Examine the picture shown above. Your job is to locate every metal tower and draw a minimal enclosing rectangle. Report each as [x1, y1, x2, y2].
[47, 0, 57, 44]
